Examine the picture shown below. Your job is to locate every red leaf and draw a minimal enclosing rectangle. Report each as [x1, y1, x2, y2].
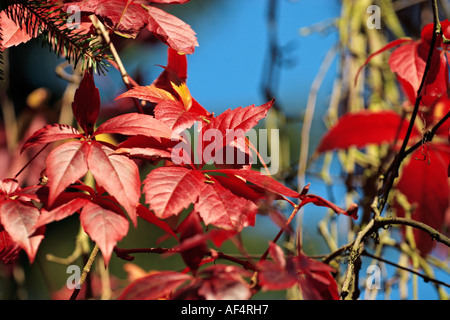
[21, 124, 82, 153]
[355, 38, 413, 85]
[210, 174, 265, 202]
[389, 41, 448, 106]
[294, 253, 339, 300]
[257, 242, 339, 300]
[173, 228, 236, 253]
[94, 113, 177, 140]
[257, 243, 299, 290]
[316, 110, 418, 153]
[80, 202, 129, 265]
[177, 211, 209, 272]
[424, 93, 450, 137]
[115, 85, 176, 104]
[154, 100, 201, 133]
[119, 271, 193, 300]
[136, 204, 178, 241]
[198, 100, 274, 165]
[172, 265, 252, 300]
[115, 135, 175, 160]
[72, 71, 100, 136]
[87, 142, 141, 226]
[0, 200, 41, 262]
[10, 185, 42, 202]
[65, 0, 149, 38]
[146, 6, 198, 54]
[0, 227, 21, 264]
[205, 168, 300, 199]
[0, 179, 20, 196]
[395, 146, 450, 256]
[153, 48, 188, 89]
[143, 166, 204, 219]
[46, 141, 89, 205]
[35, 197, 90, 229]
[0, 5, 39, 48]
[194, 182, 257, 232]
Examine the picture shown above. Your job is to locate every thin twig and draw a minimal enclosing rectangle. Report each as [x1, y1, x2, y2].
[90, 15, 144, 114]
[362, 250, 450, 289]
[374, 217, 450, 248]
[113, 246, 256, 271]
[378, 0, 441, 213]
[404, 107, 450, 157]
[297, 44, 338, 192]
[69, 244, 99, 300]
[260, 204, 300, 261]
[14, 144, 49, 180]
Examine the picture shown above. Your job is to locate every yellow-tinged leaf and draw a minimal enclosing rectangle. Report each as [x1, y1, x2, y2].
[171, 81, 192, 110]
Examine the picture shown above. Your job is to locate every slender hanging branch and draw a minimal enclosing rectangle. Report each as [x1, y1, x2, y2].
[377, 0, 441, 213]
[340, 1, 443, 299]
[362, 250, 450, 289]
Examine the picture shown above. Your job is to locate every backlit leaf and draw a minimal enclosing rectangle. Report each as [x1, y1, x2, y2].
[80, 201, 129, 265]
[316, 110, 418, 153]
[146, 5, 198, 54]
[0, 200, 40, 262]
[46, 141, 89, 205]
[143, 166, 204, 219]
[87, 142, 141, 226]
[21, 124, 82, 154]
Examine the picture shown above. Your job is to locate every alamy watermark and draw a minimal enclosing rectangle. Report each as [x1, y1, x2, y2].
[366, 264, 381, 290]
[170, 125, 280, 175]
[66, 265, 81, 290]
[367, 5, 381, 30]
[66, 5, 81, 30]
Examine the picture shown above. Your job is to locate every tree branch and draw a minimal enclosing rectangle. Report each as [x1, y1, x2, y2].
[374, 217, 450, 248]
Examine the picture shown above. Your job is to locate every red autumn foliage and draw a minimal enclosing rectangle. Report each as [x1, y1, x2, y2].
[1, 0, 449, 302]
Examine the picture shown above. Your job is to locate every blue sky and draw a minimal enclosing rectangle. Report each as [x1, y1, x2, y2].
[110, 0, 341, 117]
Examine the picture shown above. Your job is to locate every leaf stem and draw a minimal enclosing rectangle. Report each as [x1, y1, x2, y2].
[260, 204, 300, 261]
[14, 144, 49, 180]
[69, 243, 99, 300]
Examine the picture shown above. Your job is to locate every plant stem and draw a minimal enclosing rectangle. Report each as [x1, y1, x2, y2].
[69, 244, 99, 300]
[260, 204, 300, 261]
[378, 0, 440, 213]
[374, 217, 450, 248]
[362, 250, 450, 289]
[340, 0, 443, 299]
[13, 144, 49, 180]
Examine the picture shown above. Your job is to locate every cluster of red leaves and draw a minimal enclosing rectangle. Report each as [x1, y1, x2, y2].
[0, 55, 355, 297]
[0, 179, 44, 263]
[257, 242, 339, 300]
[0, 0, 359, 300]
[119, 241, 340, 300]
[319, 20, 450, 257]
